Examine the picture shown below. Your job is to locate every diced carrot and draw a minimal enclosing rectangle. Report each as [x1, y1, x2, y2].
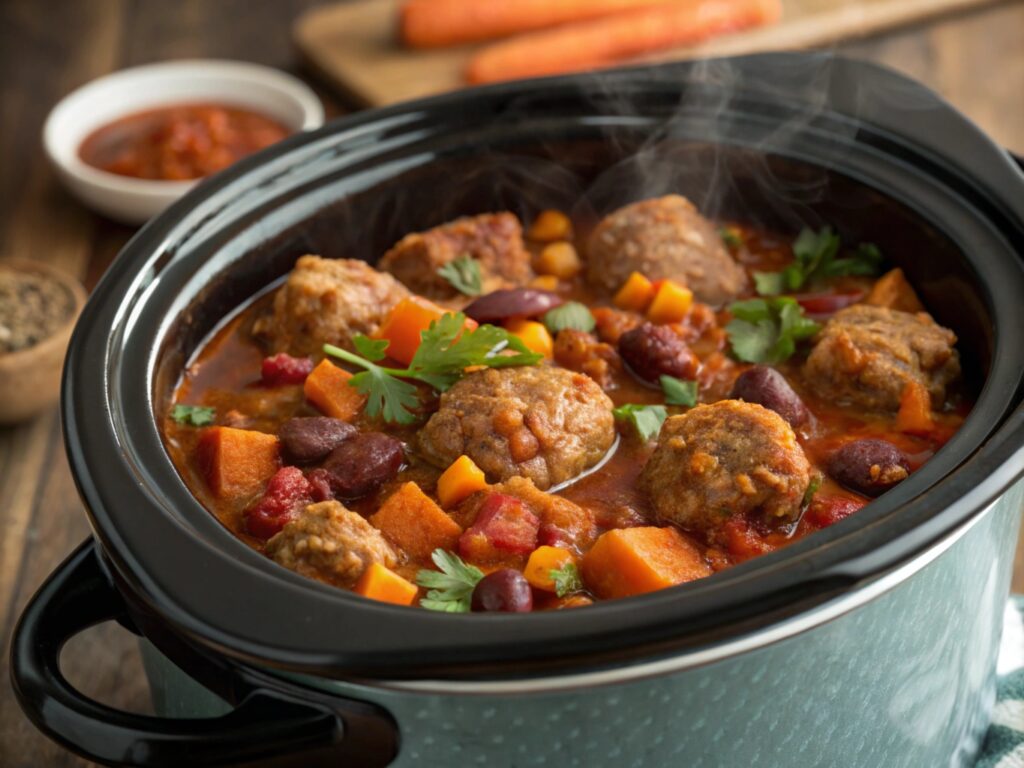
[581, 527, 711, 599]
[524, 545, 576, 591]
[527, 209, 573, 242]
[864, 268, 925, 313]
[374, 296, 478, 366]
[437, 455, 489, 509]
[303, 359, 365, 420]
[535, 241, 582, 278]
[354, 562, 418, 606]
[646, 278, 693, 324]
[530, 275, 561, 292]
[613, 272, 655, 312]
[466, 0, 783, 84]
[369, 482, 463, 560]
[400, 0, 682, 49]
[196, 426, 280, 501]
[896, 380, 935, 435]
[505, 318, 554, 358]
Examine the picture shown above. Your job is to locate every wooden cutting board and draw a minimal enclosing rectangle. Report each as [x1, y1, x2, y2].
[294, 0, 1002, 107]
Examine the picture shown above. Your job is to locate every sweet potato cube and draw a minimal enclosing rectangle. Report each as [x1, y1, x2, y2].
[197, 426, 280, 501]
[613, 271, 655, 313]
[354, 562, 419, 606]
[373, 296, 478, 366]
[527, 209, 572, 242]
[505, 318, 553, 358]
[524, 545, 576, 592]
[646, 279, 693, 324]
[581, 527, 711, 600]
[535, 241, 582, 278]
[864, 268, 925, 314]
[436, 455, 488, 508]
[370, 482, 462, 560]
[304, 359, 365, 420]
[896, 379, 935, 435]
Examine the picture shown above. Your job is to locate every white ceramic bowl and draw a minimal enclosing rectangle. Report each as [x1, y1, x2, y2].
[43, 60, 324, 225]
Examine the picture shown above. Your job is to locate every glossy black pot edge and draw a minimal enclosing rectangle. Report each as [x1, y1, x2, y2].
[61, 54, 1024, 679]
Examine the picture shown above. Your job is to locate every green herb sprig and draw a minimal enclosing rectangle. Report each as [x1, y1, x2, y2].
[542, 301, 595, 335]
[725, 297, 820, 365]
[753, 227, 883, 296]
[324, 312, 542, 424]
[437, 255, 483, 297]
[171, 404, 216, 426]
[550, 562, 584, 598]
[416, 549, 484, 613]
[612, 403, 668, 442]
[660, 375, 698, 407]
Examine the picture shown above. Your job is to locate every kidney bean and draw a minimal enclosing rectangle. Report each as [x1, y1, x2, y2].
[617, 322, 699, 383]
[261, 353, 314, 386]
[729, 366, 809, 427]
[279, 417, 357, 464]
[463, 289, 563, 324]
[471, 569, 534, 612]
[321, 432, 405, 498]
[828, 439, 910, 497]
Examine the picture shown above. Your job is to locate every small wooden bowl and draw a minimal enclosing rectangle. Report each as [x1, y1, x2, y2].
[0, 259, 87, 424]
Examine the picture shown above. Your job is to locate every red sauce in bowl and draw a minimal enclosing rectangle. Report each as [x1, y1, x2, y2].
[78, 102, 291, 181]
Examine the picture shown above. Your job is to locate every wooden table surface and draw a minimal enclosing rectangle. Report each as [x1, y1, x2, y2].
[0, 1, 1022, 765]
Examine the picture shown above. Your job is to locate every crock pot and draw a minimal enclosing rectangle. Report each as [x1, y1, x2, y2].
[11, 53, 1024, 767]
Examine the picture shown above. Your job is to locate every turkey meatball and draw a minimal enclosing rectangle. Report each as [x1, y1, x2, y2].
[586, 195, 747, 306]
[803, 304, 960, 412]
[378, 212, 533, 301]
[639, 400, 811, 532]
[418, 366, 615, 491]
[266, 500, 398, 585]
[264, 255, 409, 356]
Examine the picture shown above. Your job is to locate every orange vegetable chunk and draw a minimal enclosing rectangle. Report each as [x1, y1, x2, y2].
[646, 278, 693, 324]
[196, 426, 280, 501]
[581, 527, 711, 599]
[370, 482, 463, 560]
[896, 379, 935, 435]
[374, 296, 478, 366]
[613, 271, 655, 312]
[524, 545, 576, 591]
[354, 562, 418, 606]
[536, 241, 582, 278]
[303, 359, 366, 420]
[505, 318, 554, 358]
[436, 455, 488, 508]
[528, 209, 573, 242]
[864, 268, 925, 313]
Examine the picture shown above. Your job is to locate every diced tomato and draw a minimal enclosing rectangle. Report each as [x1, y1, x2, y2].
[721, 516, 775, 561]
[459, 493, 540, 562]
[261, 353, 314, 387]
[806, 495, 865, 528]
[793, 291, 864, 318]
[244, 466, 313, 539]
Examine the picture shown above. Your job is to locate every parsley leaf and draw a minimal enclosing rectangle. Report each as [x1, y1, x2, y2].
[660, 375, 698, 407]
[726, 298, 820, 364]
[612, 403, 667, 442]
[171, 404, 215, 426]
[719, 226, 744, 249]
[803, 474, 822, 508]
[323, 312, 542, 424]
[550, 562, 584, 598]
[753, 227, 882, 296]
[437, 255, 483, 296]
[543, 301, 595, 335]
[416, 549, 484, 613]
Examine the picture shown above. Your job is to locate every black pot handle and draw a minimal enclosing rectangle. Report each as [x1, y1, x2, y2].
[10, 542, 399, 767]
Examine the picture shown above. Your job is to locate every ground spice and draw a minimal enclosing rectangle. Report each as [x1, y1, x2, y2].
[0, 266, 75, 354]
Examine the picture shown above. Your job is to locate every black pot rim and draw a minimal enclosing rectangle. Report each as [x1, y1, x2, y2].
[63, 52, 1024, 681]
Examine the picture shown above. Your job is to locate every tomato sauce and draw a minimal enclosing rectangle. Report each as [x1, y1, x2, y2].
[79, 102, 291, 181]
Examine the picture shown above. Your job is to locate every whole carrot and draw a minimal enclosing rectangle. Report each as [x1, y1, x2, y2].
[465, 0, 783, 85]
[399, 0, 685, 49]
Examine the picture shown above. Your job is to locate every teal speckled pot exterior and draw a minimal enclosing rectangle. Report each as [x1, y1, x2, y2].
[143, 480, 1024, 767]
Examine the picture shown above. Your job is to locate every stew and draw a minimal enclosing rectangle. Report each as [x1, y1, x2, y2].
[164, 195, 968, 612]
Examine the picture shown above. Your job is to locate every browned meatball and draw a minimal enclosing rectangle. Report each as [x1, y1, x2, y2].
[586, 195, 747, 306]
[263, 255, 409, 356]
[803, 305, 960, 412]
[418, 366, 615, 491]
[266, 500, 398, 585]
[378, 212, 534, 301]
[639, 400, 811, 532]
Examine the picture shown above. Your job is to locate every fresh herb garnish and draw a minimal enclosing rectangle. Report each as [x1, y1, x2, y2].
[753, 227, 883, 296]
[324, 312, 542, 424]
[416, 549, 484, 613]
[660, 375, 698, 407]
[550, 561, 584, 598]
[171, 404, 216, 426]
[437, 255, 483, 297]
[612, 403, 668, 442]
[725, 297, 821, 364]
[719, 226, 744, 249]
[803, 474, 823, 508]
[542, 301, 595, 335]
